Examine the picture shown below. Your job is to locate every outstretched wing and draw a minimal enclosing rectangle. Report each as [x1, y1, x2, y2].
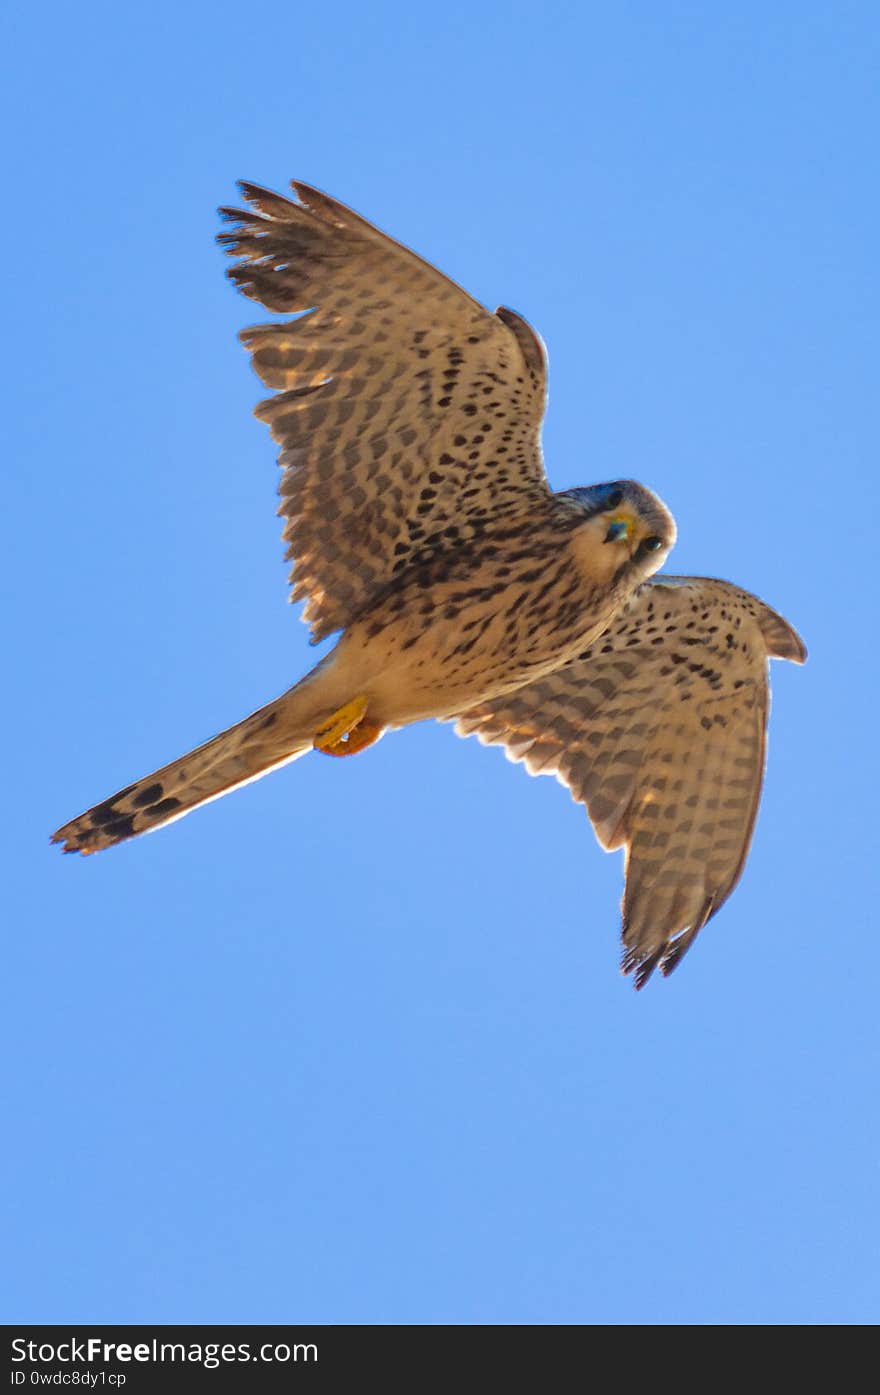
[219, 181, 551, 641]
[454, 577, 806, 987]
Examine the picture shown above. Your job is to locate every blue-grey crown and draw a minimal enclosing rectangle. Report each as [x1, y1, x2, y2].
[561, 480, 677, 549]
[565, 481, 630, 515]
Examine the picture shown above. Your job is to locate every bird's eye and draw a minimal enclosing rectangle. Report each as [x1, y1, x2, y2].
[603, 488, 624, 511]
[642, 535, 663, 553]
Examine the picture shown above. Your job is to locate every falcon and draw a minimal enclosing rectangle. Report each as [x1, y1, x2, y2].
[52, 179, 805, 986]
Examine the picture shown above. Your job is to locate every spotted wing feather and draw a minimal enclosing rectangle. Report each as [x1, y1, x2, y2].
[455, 577, 806, 986]
[219, 181, 551, 641]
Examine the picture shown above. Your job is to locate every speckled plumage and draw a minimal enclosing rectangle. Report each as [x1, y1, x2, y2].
[224, 180, 552, 643]
[455, 577, 805, 985]
[52, 180, 805, 986]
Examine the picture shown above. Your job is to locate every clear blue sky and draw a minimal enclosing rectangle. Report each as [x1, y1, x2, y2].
[4, 1, 878, 1324]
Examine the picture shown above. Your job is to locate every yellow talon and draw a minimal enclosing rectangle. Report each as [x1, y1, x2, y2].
[314, 695, 377, 756]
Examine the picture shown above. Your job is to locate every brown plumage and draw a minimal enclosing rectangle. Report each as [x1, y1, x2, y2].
[455, 577, 805, 985]
[52, 179, 805, 986]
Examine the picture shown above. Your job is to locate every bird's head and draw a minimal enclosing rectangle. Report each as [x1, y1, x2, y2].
[565, 480, 676, 583]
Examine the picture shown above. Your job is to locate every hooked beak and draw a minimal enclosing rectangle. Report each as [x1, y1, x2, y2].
[604, 515, 634, 543]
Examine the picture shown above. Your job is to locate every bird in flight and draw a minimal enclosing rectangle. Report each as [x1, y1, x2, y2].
[52, 179, 805, 986]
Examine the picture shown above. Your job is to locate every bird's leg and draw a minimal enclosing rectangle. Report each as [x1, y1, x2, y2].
[313, 695, 381, 757]
[319, 721, 382, 757]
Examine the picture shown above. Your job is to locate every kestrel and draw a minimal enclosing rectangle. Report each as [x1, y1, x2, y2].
[52, 179, 805, 986]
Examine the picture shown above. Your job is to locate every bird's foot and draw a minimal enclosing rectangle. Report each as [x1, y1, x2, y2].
[313, 695, 381, 757]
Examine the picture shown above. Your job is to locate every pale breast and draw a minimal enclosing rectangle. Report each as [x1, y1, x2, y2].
[338, 522, 627, 725]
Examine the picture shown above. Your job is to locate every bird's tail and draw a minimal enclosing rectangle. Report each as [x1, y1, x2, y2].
[52, 681, 324, 855]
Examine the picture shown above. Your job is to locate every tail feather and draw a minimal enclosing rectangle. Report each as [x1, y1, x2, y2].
[52, 690, 314, 855]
